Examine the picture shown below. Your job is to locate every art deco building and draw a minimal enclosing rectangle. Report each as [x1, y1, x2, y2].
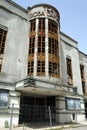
[0, 0, 87, 127]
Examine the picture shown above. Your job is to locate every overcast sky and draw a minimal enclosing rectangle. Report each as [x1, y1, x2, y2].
[13, 0, 87, 54]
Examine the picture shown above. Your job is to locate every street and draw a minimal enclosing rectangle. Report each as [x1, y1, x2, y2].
[64, 126, 87, 130]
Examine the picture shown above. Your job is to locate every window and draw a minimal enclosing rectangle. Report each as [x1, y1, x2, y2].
[27, 37, 35, 75]
[48, 19, 58, 33]
[0, 28, 7, 72]
[0, 89, 9, 108]
[49, 62, 59, 76]
[37, 19, 45, 76]
[82, 82, 86, 94]
[28, 20, 35, 76]
[30, 19, 36, 31]
[37, 61, 45, 75]
[80, 65, 86, 94]
[48, 19, 60, 78]
[27, 61, 34, 75]
[66, 98, 80, 110]
[38, 36, 45, 53]
[48, 37, 58, 56]
[0, 28, 7, 55]
[29, 37, 35, 54]
[80, 65, 85, 79]
[38, 18, 45, 31]
[66, 58, 73, 85]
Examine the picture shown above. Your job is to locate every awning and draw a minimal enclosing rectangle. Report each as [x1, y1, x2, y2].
[15, 76, 78, 97]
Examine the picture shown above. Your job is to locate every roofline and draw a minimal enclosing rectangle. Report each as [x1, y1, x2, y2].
[5, 0, 27, 12]
[0, 0, 28, 20]
[60, 31, 78, 44]
[79, 50, 87, 56]
[29, 3, 60, 20]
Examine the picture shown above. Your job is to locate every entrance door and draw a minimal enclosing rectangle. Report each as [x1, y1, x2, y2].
[85, 102, 87, 118]
[19, 96, 55, 124]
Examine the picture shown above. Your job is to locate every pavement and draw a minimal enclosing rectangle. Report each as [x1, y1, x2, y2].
[0, 121, 87, 130]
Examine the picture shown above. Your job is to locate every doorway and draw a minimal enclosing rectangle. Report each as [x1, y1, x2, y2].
[19, 96, 55, 124]
[85, 101, 87, 118]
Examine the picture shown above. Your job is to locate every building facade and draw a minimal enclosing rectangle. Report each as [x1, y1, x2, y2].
[0, 0, 87, 127]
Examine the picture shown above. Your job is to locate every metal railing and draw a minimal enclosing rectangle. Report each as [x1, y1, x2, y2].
[8, 103, 87, 130]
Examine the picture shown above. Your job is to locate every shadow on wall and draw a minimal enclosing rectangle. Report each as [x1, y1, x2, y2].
[0, 72, 18, 82]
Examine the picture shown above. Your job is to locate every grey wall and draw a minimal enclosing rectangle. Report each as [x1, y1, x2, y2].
[60, 33, 82, 94]
[0, 4, 29, 82]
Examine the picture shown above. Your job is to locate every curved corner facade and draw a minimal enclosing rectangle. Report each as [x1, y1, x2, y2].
[0, 0, 87, 128]
[28, 4, 60, 80]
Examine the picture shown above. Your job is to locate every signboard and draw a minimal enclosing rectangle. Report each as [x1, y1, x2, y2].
[30, 7, 59, 22]
[0, 89, 9, 108]
[66, 98, 81, 110]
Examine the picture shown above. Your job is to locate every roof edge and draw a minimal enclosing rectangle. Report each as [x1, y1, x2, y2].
[6, 0, 27, 12]
[60, 31, 78, 44]
[29, 3, 60, 20]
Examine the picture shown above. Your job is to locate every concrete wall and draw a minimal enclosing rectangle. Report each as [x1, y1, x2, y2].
[0, 0, 26, 127]
[0, 2, 29, 82]
[0, 0, 27, 19]
[0, 83, 21, 127]
[56, 96, 85, 123]
[60, 33, 82, 94]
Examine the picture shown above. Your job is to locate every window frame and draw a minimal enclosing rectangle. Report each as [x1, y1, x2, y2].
[48, 37, 58, 57]
[38, 18, 45, 31]
[38, 36, 45, 53]
[27, 61, 34, 75]
[48, 19, 58, 34]
[29, 37, 35, 55]
[37, 60, 45, 75]
[80, 64, 86, 94]
[30, 19, 36, 32]
[49, 62, 59, 77]
[0, 89, 9, 108]
[0, 28, 7, 55]
[66, 58, 73, 85]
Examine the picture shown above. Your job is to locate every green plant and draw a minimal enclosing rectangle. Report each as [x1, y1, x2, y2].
[4, 120, 9, 128]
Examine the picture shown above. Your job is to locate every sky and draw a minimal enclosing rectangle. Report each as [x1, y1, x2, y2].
[13, 0, 87, 54]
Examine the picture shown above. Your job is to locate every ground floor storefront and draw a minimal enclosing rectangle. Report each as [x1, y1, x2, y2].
[19, 96, 56, 124]
[18, 94, 85, 125]
[0, 78, 86, 127]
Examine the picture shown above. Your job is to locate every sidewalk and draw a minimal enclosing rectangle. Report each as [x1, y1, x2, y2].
[0, 121, 87, 130]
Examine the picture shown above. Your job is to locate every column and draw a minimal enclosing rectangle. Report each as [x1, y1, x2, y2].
[34, 18, 38, 76]
[45, 18, 49, 77]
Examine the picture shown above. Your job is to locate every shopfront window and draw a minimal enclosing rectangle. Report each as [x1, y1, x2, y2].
[0, 89, 9, 108]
